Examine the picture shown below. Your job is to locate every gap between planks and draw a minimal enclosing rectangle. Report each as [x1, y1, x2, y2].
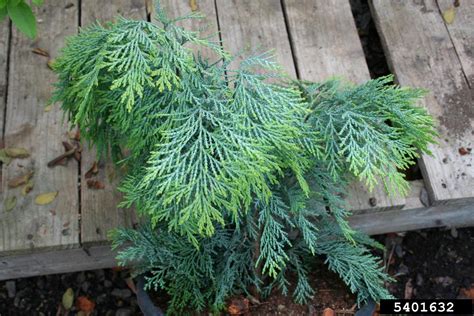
[370, 0, 474, 206]
[1, 1, 80, 254]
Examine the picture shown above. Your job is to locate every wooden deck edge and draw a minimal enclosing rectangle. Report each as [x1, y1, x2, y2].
[1, 200, 473, 280]
[349, 202, 474, 236]
[3, 179, 473, 280]
[0, 245, 117, 281]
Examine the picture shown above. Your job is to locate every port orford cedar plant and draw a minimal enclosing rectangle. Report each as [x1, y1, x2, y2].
[52, 3, 437, 314]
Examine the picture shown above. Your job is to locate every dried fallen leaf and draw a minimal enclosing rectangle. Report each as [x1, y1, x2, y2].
[4, 196, 17, 212]
[68, 129, 80, 141]
[47, 148, 75, 167]
[76, 296, 95, 314]
[74, 150, 81, 162]
[62, 288, 74, 310]
[44, 104, 53, 112]
[0, 149, 12, 164]
[32, 47, 50, 57]
[106, 164, 116, 182]
[145, 0, 154, 16]
[458, 147, 471, 155]
[189, 0, 198, 11]
[22, 180, 34, 196]
[227, 297, 249, 315]
[47, 59, 55, 70]
[8, 170, 34, 188]
[86, 179, 105, 190]
[85, 161, 99, 179]
[458, 286, 474, 299]
[62, 141, 74, 152]
[322, 307, 335, 316]
[443, 7, 456, 24]
[35, 191, 58, 205]
[4, 147, 30, 158]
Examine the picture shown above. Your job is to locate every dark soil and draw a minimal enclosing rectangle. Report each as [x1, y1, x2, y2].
[0, 268, 142, 316]
[247, 262, 356, 316]
[380, 227, 474, 300]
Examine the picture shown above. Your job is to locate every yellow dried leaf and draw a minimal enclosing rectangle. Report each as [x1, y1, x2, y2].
[44, 104, 53, 112]
[4, 196, 17, 212]
[8, 170, 34, 188]
[0, 149, 12, 164]
[35, 191, 58, 205]
[22, 180, 34, 196]
[62, 288, 74, 310]
[189, 0, 198, 11]
[47, 59, 55, 70]
[4, 147, 30, 158]
[443, 7, 456, 24]
[145, 0, 154, 16]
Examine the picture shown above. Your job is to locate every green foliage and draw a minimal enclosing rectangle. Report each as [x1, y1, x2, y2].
[52, 3, 437, 314]
[53, 12, 312, 241]
[0, 0, 42, 39]
[299, 78, 437, 195]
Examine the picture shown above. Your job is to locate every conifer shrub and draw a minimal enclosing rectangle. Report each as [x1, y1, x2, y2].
[52, 4, 437, 314]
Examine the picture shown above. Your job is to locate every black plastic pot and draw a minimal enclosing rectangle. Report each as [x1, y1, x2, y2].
[136, 275, 165, 316]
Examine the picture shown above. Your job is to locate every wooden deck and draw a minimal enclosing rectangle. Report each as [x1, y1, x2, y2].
[1, 0, 473, 280]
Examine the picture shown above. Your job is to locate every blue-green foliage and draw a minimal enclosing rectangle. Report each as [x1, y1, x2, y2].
[52, 4, 437, 314]
[300, 78, 437, 195]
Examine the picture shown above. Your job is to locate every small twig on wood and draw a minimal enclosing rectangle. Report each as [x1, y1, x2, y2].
[47, 148, 76, 167]
[384, 243, 396, 274]
[32, 47, 50, 57]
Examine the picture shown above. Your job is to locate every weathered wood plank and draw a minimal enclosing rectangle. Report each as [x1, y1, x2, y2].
[3, 181, 473, 281]
[0, 20, 8, 144]
[349, 180, 474, 235]
[0, 20, 9, 194]
[0, 245, 117, 281]
[81, 0, 145, 23]
[216, 0, 297, 77]
[283, 0, 405, 213]
[0, 2, 79, 253]
[161, 0, 219, 60]
[437, 0, 474, 87]
[371, 0, 474, 205]
[79, 0, 147, 244]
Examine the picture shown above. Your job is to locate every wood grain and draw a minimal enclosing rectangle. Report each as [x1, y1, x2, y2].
[0, 1, 79, 253]
[349, 180, 474, 235]
[437, 0, 474, 87]
[0, 245, 117, 281]
[371, 0, 474, 205]
[79, 0, 147, 244]
[0, 20, 8, 143]
[3, 181, 473, 281]
[81, 0, 145, 23]
[283, 0, 405, 212]
[0, 20, 9, 194]
[161, 0, 220, 60]
[216, 0, 297, 77]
